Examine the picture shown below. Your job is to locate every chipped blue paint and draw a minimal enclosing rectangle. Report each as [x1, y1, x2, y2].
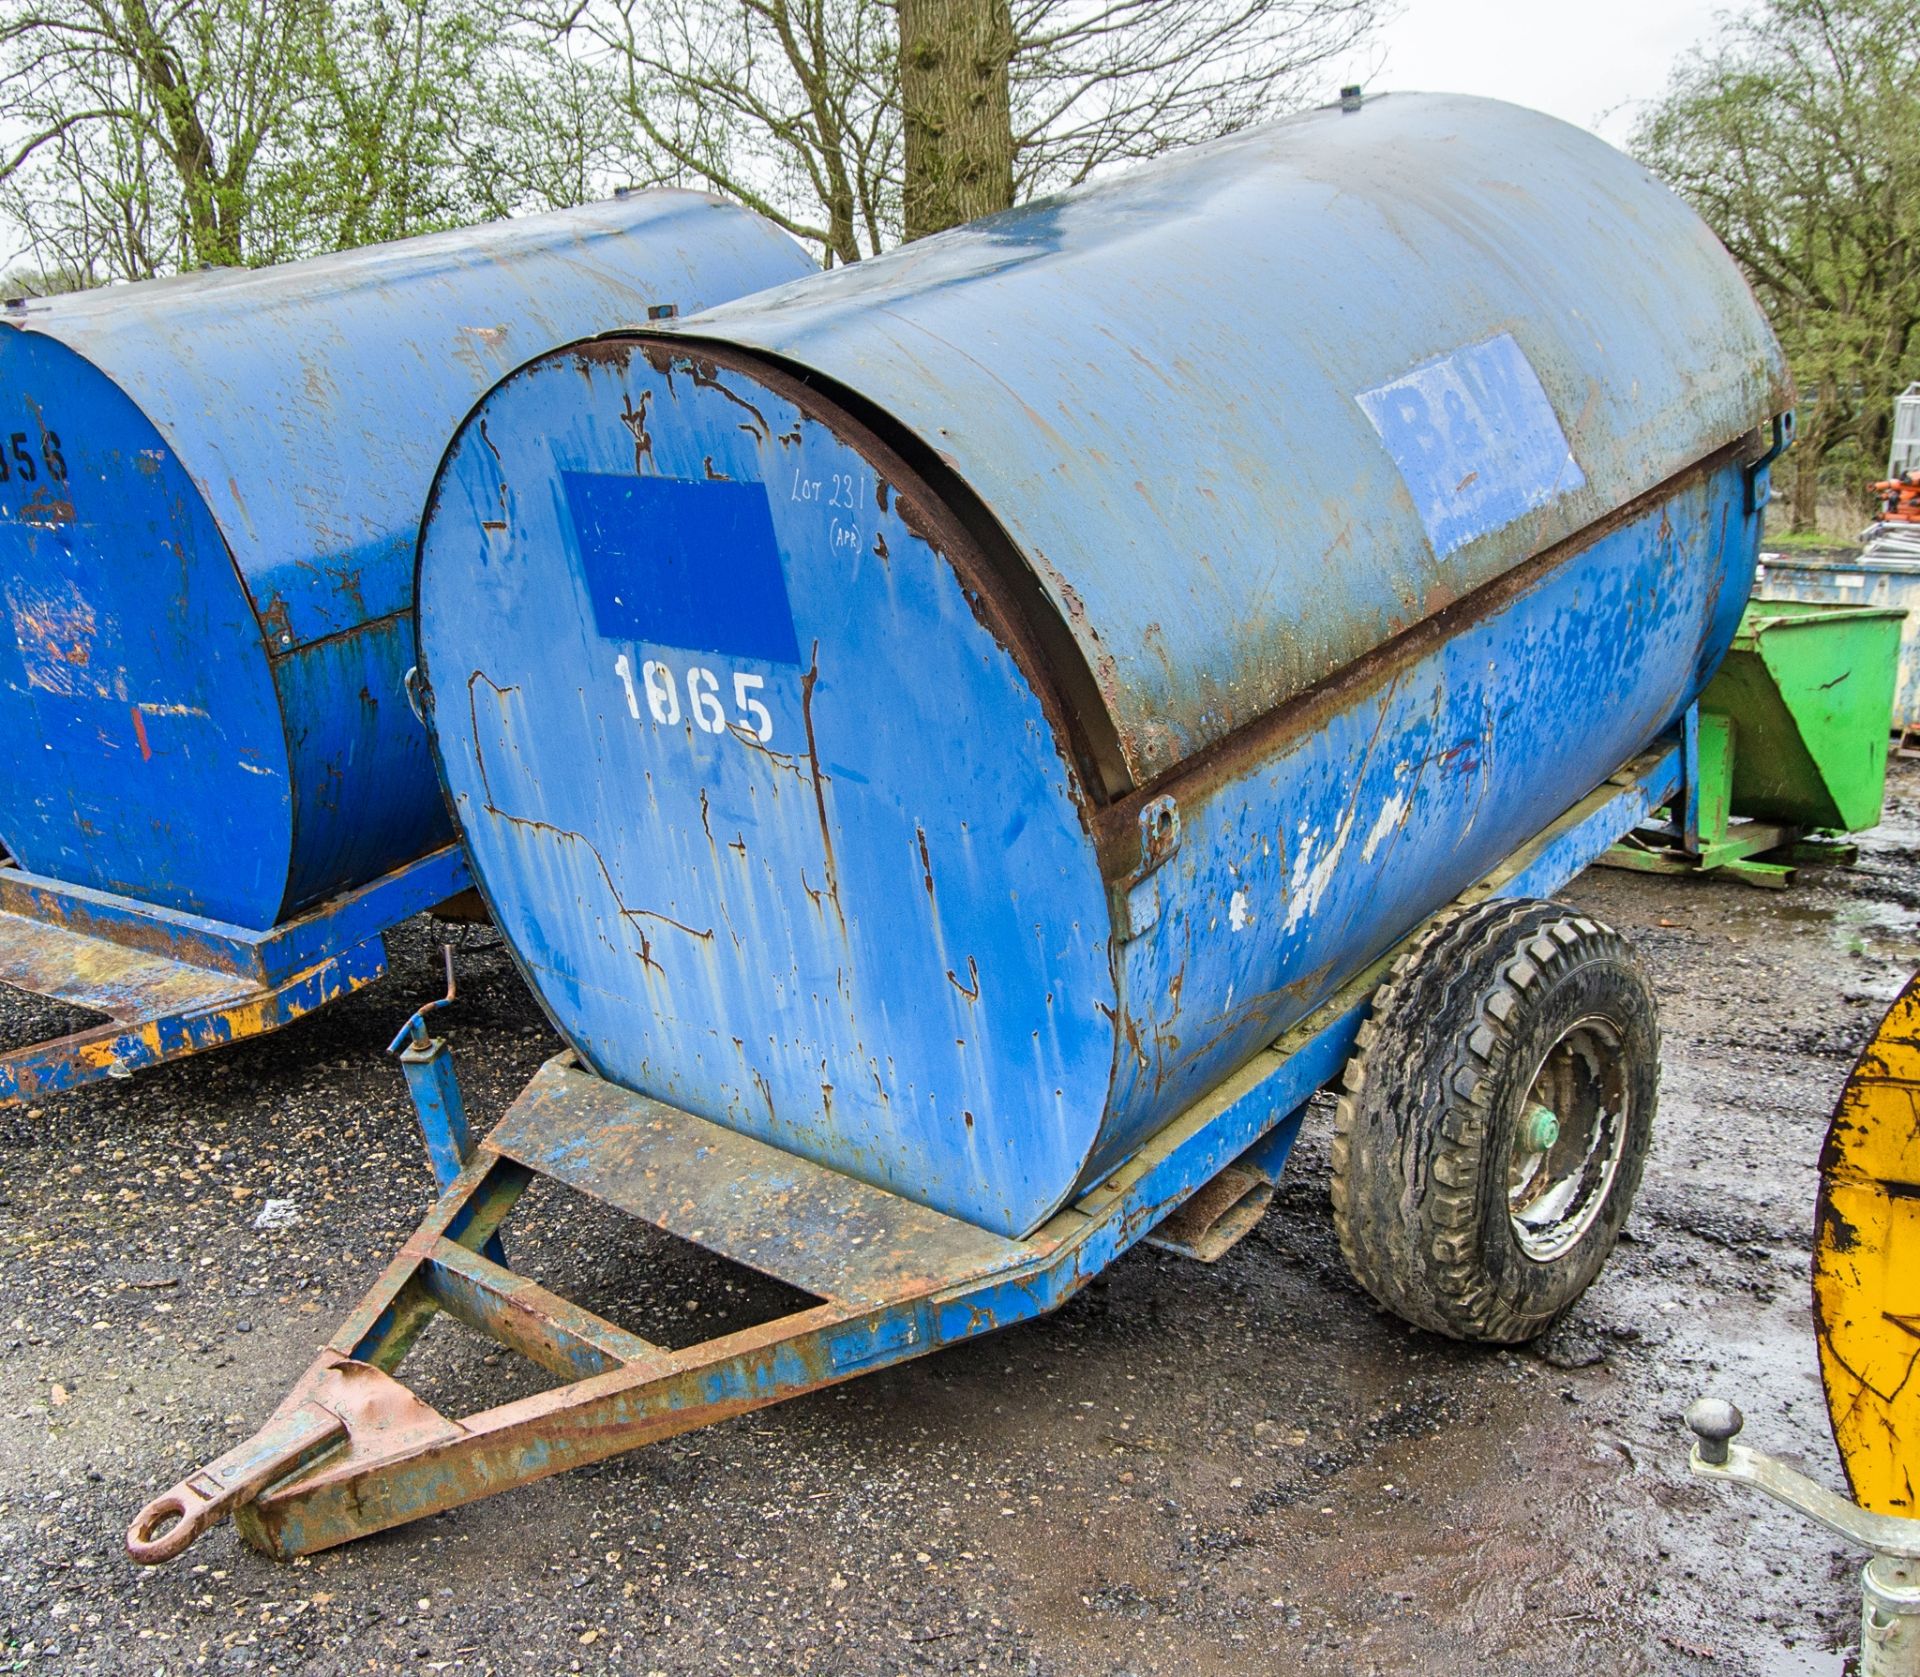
[0, 843, 466, 1104]
[0, 192, 812, 928]
[422, 345, 1117, 1234]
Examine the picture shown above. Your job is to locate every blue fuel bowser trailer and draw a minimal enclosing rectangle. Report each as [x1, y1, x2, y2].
[130, 93, 1792, 1562]
[0, 194, 812, 1104]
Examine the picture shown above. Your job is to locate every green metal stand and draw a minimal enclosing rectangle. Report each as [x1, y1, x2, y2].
[1603, 599, 1903, 889]
[1602, 709, 1800, 888]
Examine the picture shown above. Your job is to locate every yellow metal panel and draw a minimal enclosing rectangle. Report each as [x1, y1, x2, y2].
[1816, 974, 1920, 1514]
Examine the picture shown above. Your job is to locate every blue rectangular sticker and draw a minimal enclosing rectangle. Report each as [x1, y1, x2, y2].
[1356, 333, 1584, 558]
[563, 471, 801, 666]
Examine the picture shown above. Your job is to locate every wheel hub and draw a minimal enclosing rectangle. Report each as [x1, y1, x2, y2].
[1507, 1019, 1630, 1263]
[1524, 1104, 1562, 1152]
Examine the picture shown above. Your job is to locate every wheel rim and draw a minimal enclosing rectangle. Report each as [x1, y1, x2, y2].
[1506, 1016, 1630, 1262]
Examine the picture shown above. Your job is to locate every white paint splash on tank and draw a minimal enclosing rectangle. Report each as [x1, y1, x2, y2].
[1360, 788, 1411, 863]
[1283, 802, 1361, 935]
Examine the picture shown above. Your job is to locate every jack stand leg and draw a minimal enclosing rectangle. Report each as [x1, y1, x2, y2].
[1866, 1557, 1920, 1677]
[390, 952, 503, 1264]
[397, 1036, 505, 1267]
[399, 1036, 475, 1191]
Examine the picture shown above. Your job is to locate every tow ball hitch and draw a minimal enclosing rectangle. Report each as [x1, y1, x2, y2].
[1686, 1397, 1920, 1675]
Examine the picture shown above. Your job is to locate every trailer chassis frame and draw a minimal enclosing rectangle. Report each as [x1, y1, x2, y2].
[0, 844, 470, 1105]
[127, 742, 1681, 1562]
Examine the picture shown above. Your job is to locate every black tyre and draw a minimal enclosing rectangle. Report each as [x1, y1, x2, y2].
[1330, 898, 1658, 1343]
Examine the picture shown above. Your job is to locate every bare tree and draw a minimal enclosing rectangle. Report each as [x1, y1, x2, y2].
[1634, 0, 1920, 532]
[540, 0, 898, 266]
[303, 0, 494, 250]
[0, 0, 628, 285]
[451, 28, 643, 218]
[303, 0, 644, 243]
[537, 0, 1386, 261]
[0, 0, 322, 277]
[1011, 0, 1381, 200]
[0, 0, 1386, 285]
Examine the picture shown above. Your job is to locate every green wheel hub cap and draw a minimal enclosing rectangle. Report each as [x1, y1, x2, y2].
[1524, 1104, 1562, 1152]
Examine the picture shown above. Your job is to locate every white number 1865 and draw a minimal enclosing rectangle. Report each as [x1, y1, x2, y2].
[614, 655, 774, 744]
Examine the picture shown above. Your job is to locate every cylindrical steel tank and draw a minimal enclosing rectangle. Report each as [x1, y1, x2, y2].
[0, 193, 812, 928]
[418, 93, 1790, 1237]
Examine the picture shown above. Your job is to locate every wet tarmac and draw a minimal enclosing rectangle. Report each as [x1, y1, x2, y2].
[6, 762, 1920, 1674]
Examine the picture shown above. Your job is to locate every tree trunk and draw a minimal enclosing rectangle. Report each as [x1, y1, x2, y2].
[1789, 429, 1823, 534]
[120, 0, 240, 266]
[824, 184, 860, 267]
[900, 0, 1014, 243]
[1789, 366, 1846, 535]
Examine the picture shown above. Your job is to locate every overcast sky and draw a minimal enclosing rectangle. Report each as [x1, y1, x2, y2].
[1329, 0, 1738, 144]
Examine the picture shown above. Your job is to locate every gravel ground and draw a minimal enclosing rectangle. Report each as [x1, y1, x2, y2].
[7, 762, 1920, 1675]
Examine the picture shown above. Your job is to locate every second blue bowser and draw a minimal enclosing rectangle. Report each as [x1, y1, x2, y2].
[0, 189, 813, 1100]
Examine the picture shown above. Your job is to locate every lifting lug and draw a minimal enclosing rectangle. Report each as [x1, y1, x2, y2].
[1744, 410, 1795, 514]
